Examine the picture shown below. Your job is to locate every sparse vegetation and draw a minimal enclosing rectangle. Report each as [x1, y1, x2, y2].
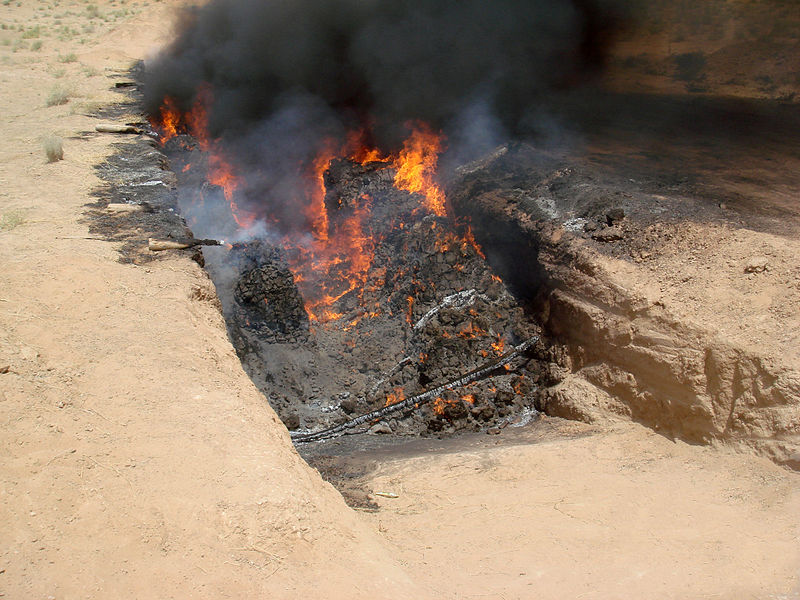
[0, 210, 25, 232]
[45, 85, 70, 106]
[58, 52, 77, 63]
[30, 40, 42, 51]
[43, 135, 64, 163]
[21, 26, 41, 39]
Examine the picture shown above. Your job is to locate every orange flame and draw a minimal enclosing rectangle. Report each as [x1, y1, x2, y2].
[491, 335, 506, 355]
[458, 321, 487, 340]
[152, 90, 498, 328]
[384, 387, 405, 407]
[346, 129, 388, 165]
[392, 123, 447, 217]
[432, 394, 473, 416]
[462, 226, 486, 259]
[157, 96, 180, 141]
[406, 296, 415, 325]
[305, 145, 335, 243]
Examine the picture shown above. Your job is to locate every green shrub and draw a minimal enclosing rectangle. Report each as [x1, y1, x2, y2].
[22, 26, 41, 39]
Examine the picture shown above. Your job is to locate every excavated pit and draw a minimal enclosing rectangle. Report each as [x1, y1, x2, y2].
[91, 79, 797, 466]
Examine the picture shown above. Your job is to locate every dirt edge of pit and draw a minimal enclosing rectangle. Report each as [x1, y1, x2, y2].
[451, 164, 800, 470]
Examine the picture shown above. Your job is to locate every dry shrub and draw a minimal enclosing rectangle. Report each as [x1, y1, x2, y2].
[46, 85, 70, 106]
[43, 135, 64, 163]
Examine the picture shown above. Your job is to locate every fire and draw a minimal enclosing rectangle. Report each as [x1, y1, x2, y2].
[346, 129, 388, 165]
[384, 387, 405, 407]
[405, 296, 414, 325]
[432, 394, 474, 417]
[491, 335, 506, 355]
[457, 321, 487, 340]
[157, 96, 180, 141]
[150, 90, 495, 328]
[391, 123, 447, 217]
[305, 145, 335, 243]
[462, 225, 486, 259]
[207, 154, 255, 228]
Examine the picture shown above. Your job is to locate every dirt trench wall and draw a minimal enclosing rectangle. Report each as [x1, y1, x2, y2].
[451, 169, 800, 469]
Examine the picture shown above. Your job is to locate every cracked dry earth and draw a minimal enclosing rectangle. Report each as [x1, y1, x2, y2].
[1, 1, 799, 599]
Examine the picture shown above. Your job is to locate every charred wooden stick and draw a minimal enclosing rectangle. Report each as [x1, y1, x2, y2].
[291, 336, 539, 444]
[367, 356, 413, 398]
[148, 237, 224, 252]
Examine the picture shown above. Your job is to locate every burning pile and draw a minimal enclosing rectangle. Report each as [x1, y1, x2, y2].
[151, 94, 544, 437]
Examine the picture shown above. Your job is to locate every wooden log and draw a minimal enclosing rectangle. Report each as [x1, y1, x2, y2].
[148, 238, 224, 252]
[95, 124, 141, 134]
[148, 239, 192, 251]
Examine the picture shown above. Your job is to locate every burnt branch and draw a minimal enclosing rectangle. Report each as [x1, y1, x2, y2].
[291, 336, 539, 444]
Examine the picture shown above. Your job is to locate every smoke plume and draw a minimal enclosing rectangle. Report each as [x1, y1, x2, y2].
[145, 0, 629, 145]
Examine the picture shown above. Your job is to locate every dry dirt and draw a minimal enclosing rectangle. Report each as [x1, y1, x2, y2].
[1, 1, 799, 599]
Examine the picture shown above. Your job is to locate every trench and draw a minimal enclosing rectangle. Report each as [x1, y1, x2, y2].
[88, 80, 799, 471]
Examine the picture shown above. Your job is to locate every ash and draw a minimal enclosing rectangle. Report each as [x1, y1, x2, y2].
[176, 153, 544, 437]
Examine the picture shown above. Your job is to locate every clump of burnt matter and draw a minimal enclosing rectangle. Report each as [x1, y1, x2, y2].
[233, 247, 309, 343]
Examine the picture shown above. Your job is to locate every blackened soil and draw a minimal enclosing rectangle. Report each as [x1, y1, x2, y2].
[81, 73, 197, 265]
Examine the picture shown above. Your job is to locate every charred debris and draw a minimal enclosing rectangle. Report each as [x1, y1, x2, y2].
[161, 135, 551, 440]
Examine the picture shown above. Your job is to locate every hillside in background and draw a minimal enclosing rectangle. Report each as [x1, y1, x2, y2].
[606, 0, 799, 101]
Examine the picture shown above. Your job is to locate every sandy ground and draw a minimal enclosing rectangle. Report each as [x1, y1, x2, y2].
[349, 421, 800, 600]
[1, 1, 798, 599]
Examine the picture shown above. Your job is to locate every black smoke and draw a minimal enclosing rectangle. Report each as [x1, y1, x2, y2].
[144, 0, 630, 148]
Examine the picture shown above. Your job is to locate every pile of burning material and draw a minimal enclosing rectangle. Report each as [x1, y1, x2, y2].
[148, 91, 546, 439]
[138, 0, 640, 441]
[212, 158, 544, 438]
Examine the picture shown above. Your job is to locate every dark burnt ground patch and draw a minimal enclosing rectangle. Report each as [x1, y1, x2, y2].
[80, 74, 198, 265]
